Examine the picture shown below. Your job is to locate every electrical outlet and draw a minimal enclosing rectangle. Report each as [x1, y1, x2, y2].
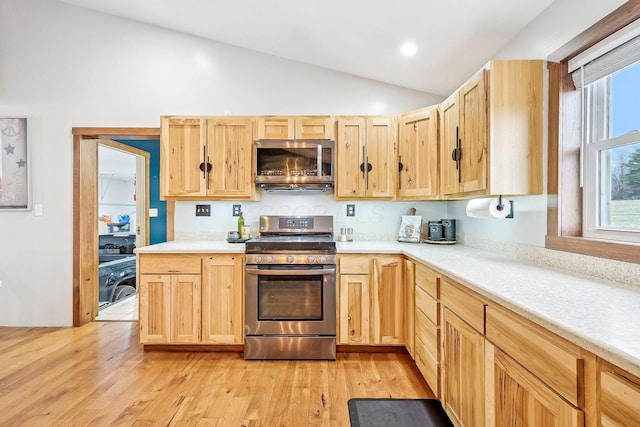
[195, 204, 211, 216]
[233, 204, 241, 216]
[346, 204, 356, 217]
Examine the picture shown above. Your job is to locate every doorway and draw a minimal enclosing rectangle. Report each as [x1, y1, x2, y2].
[72, 127, 172, 326]
[95, 142, 147, 320]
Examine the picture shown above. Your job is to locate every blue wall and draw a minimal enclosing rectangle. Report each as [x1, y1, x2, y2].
[114, 139, 166, 245]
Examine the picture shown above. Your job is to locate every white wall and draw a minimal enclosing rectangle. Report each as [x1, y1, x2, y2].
[0, 0, 627, 326]
[0, 0, 437, 326]
[174, 195, 448, 241]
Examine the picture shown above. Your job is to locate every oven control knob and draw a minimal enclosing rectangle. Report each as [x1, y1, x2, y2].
[308, 255, 316, 263]
[286, 256, 295, 264]
[255, 256, 263, 263]
[266, 256, 274, 263]
[318, 256, 326, 264]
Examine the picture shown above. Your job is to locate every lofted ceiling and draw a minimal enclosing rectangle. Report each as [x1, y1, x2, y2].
[56, 0, 555, 96]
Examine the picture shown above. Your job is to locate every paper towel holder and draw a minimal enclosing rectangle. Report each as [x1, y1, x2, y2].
[496, 195, 515, 219]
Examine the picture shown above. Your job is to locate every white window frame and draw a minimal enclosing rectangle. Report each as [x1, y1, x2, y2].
[582, 75, 640, 243]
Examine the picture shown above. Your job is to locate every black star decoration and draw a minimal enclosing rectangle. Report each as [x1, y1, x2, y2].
[17, 158, 26, 168]
[4, 144, 14, 155]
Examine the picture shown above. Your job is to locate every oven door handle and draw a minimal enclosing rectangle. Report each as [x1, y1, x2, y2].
[245, 267, 336, 276]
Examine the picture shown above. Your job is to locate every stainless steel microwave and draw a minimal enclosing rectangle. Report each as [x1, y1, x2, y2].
[253, 140, 335, 191]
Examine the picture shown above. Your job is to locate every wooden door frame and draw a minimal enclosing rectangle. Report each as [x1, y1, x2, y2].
[72, 127, 174, 326]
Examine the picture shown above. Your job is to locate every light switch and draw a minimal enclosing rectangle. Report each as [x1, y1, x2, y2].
[149, 208, 158, 218]
[34, 204, 43, 216]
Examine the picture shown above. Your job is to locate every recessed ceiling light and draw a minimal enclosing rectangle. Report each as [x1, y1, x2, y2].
[401, 43, 417, 56]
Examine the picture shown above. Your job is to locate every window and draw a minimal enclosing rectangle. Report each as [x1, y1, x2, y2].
[582, 62, 640, 243]
[547, 2, 640, 263]
[570, 28, 640, 244]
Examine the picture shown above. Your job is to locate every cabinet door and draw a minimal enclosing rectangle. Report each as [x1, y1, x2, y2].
[397, 106, 439, 200]
[485, 343, 584, 427]
[207, 118, 254, 198]
[139, 274, 171, 344]
[366, 117, 396, 198]
[459, 68, 487, 194]
[296, 116, 333, 139]
[257, 116, 295, 140]
[202, 254, 244, 344]
[339, 274, 370, 345]
[371, 256, 403, 345]
[160, 116, 207, 197]
[170, 274, 201, 343]
[335, 117, 366, 198]
[441, 307, 485, 427]
[440, 93, 460, 196]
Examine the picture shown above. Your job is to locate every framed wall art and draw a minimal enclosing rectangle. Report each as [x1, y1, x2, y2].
[0, 118, 30, 210]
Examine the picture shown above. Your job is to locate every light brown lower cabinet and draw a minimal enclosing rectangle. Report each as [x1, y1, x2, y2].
[441, 307, 485, 427]
[413, 262, 440, 396]
[338, 255, 370, 345]
[338, 254, 404, 346]
[201, 254, 244, 344]
[485, 342, 584, 427]
[139, 273, 201, 344]
[371, 256, 403, 345]
[598, 361, 640, 426]
[138, 253, 243, 345]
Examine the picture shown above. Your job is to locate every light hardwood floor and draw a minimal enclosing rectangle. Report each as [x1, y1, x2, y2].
[0, 322, 434, 426]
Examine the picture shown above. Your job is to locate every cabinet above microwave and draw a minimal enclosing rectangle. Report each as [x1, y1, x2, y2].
[254, 140, 335, 191]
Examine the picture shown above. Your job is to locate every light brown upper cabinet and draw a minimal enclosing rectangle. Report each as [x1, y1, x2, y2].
[256, 116, 334, 140]
[397, 106, 440, 200]
[440, 60, 545, 198]
[160, 116, 255, 200]
[335, 116, 397, 199]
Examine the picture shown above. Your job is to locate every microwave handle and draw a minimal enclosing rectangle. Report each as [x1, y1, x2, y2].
[317, 144, 322, 176]
[245, 266, 336, 276]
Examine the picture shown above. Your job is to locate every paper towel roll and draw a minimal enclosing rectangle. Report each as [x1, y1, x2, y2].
[465, 197, 511, 218]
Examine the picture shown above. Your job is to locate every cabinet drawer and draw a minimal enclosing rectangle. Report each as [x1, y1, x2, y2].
[486, 305, 584, 407]
[415, 310, 438, 361]
[600, 369, 640, 426]
[139, 255, 202, 274]
[339, 255, 369, 274]
[415, 284, 438, 324]
[414, 335, 439, 397]
[415, 264, 439, 298]
[440, 277, 485, 333]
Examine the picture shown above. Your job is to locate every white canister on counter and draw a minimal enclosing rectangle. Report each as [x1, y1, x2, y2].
[241, 225, 251, 239]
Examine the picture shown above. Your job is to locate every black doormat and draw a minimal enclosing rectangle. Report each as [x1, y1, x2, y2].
[348, 398, 454, 427]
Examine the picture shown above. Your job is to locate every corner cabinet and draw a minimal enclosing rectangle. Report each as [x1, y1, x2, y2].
[335, 116, 397, 199]
[160, 116, 255, 200]
[440, 60, 545, 198]
[256, 116, 333, 140]
[397, 105, 440, 200]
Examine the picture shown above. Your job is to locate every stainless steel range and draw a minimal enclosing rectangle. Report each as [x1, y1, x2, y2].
[244, 215, 336, 360]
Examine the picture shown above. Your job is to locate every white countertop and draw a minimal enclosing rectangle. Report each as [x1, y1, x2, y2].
[135, 240, 245, 254]
[136, 239, 640, 378]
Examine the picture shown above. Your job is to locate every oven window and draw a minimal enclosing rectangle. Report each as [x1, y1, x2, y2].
[258, 274, 323, 320]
